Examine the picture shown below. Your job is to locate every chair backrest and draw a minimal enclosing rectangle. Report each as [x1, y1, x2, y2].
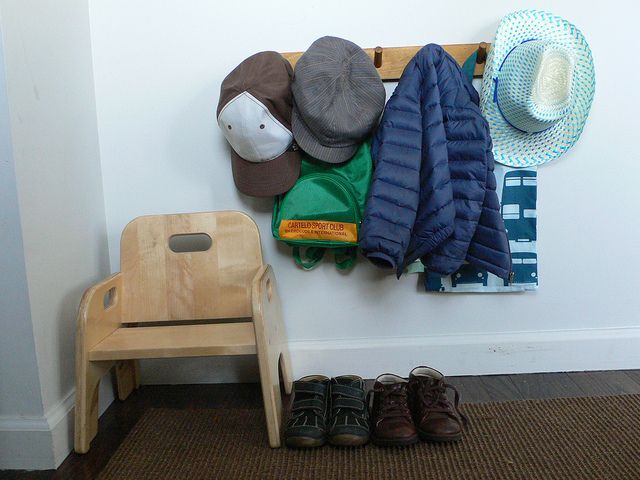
[119, 211, 263, 323]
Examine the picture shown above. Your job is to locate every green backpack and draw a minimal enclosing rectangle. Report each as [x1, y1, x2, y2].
[272, 142, 373, 270]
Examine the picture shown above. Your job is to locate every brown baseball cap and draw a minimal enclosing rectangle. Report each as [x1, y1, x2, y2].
[217, 51, 300, 197]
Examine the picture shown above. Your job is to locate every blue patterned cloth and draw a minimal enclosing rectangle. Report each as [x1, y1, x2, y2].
[410, 163, 538, 292]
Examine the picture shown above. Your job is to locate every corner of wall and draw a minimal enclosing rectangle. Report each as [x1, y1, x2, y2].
[0, 0, 114, 470]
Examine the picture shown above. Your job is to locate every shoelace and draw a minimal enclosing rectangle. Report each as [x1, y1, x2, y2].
[373, 383, 412, 422]
[412, 378, 469, 427]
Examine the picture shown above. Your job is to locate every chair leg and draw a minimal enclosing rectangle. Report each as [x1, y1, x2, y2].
[257, 348, 283, 448]
[279, 350, 294, 395]
[115, 360, 140, 401]
[74, 360, 113, 453]
[252, 265, 293, 448]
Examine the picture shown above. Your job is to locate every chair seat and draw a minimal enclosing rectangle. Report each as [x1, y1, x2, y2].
[89, 322, 257, 361]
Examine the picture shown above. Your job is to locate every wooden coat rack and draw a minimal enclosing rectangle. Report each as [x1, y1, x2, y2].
[281, 42, 489, 81]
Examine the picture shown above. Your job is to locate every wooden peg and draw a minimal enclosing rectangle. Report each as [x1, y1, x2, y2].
[374, 47, 383, 68]
[476, 42, 488, 64]
[282, 44, 491, 82]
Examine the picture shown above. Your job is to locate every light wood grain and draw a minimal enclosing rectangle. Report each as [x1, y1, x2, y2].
[75, 211, 292, 452]
[281, 43, 489, 80]
[75, 273, 123, 453]
[74, 360, 113, 454]
[252, 265, 294, 447]
[120, 211, 263, 323]
[78, 273, 124, 348]
[90, 323, 257, 360]
[115, 360, 140, 401]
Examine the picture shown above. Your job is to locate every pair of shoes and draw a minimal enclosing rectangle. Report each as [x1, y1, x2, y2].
[370, 366, 468, 446]
[284, 375, 369, 448]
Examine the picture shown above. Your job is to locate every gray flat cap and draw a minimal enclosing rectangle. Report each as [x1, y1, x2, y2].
[291, 36, 386, 163]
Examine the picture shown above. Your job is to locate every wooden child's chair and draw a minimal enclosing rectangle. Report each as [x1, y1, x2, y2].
[74, 211, 293, 453]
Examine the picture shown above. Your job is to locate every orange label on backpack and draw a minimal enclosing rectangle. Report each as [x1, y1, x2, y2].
[279, 220, 358, 243]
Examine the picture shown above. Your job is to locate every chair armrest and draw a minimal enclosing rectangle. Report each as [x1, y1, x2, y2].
[252, 264, 275, 311]
[77, 272, 124, 352]
[251, 264, 288, 351]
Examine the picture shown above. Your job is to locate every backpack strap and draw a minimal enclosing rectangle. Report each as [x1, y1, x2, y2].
[334, 247, 357, 270]
[293, 246, 326, 270]
[293, 246, 357, 270]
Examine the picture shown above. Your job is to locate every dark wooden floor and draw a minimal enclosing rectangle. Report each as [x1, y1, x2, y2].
[3, 370, 640, 480]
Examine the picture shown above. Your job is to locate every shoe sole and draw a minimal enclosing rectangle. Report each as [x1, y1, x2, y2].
[371, 434, 419, 447]
[328, 433, 369, 447]
[418, 430, 462, 442]
[284, 436, 326, 448]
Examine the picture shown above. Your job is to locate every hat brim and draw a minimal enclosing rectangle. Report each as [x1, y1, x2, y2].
[231, 149, 301, 197]
[292, 107, 359, 163]
[480, 10, 595, 167]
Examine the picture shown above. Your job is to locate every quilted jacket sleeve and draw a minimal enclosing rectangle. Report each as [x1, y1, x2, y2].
[465, 133, 512, 279]
[359, 59, 425, 273]
[420, 50, 489, 277]
[401, 45, 459, 269]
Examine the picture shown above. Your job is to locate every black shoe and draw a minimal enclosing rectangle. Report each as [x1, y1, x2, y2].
[284, 375, 329, 448]
[327, 375, 370, 447]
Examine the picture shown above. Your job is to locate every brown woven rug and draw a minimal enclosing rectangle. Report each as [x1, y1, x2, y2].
[98, 395, 640, 480]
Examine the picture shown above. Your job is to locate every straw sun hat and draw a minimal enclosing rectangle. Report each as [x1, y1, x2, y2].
[480, 10, 595, 167]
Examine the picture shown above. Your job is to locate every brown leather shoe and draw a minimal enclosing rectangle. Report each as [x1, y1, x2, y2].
[370, 374, 418, 446]
[408, 366, 468, 442]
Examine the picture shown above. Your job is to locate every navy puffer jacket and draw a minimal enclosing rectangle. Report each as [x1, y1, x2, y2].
[359, 44, 511, 279]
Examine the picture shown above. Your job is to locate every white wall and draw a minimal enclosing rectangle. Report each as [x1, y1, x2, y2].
[0, 0, 112, 469]
[0, 19, 43, 421]
[88, 0, 640, 383]
[0, 25, 49, 468]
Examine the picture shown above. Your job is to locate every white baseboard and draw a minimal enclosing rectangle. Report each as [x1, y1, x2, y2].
[140, 327, 640, 385]
[0, 420, 56, 470]
[0, 390, 74, 470]
[288, 327, 640, 379]
[2, 326, 639, 470]
[0, 372, 114, 470]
